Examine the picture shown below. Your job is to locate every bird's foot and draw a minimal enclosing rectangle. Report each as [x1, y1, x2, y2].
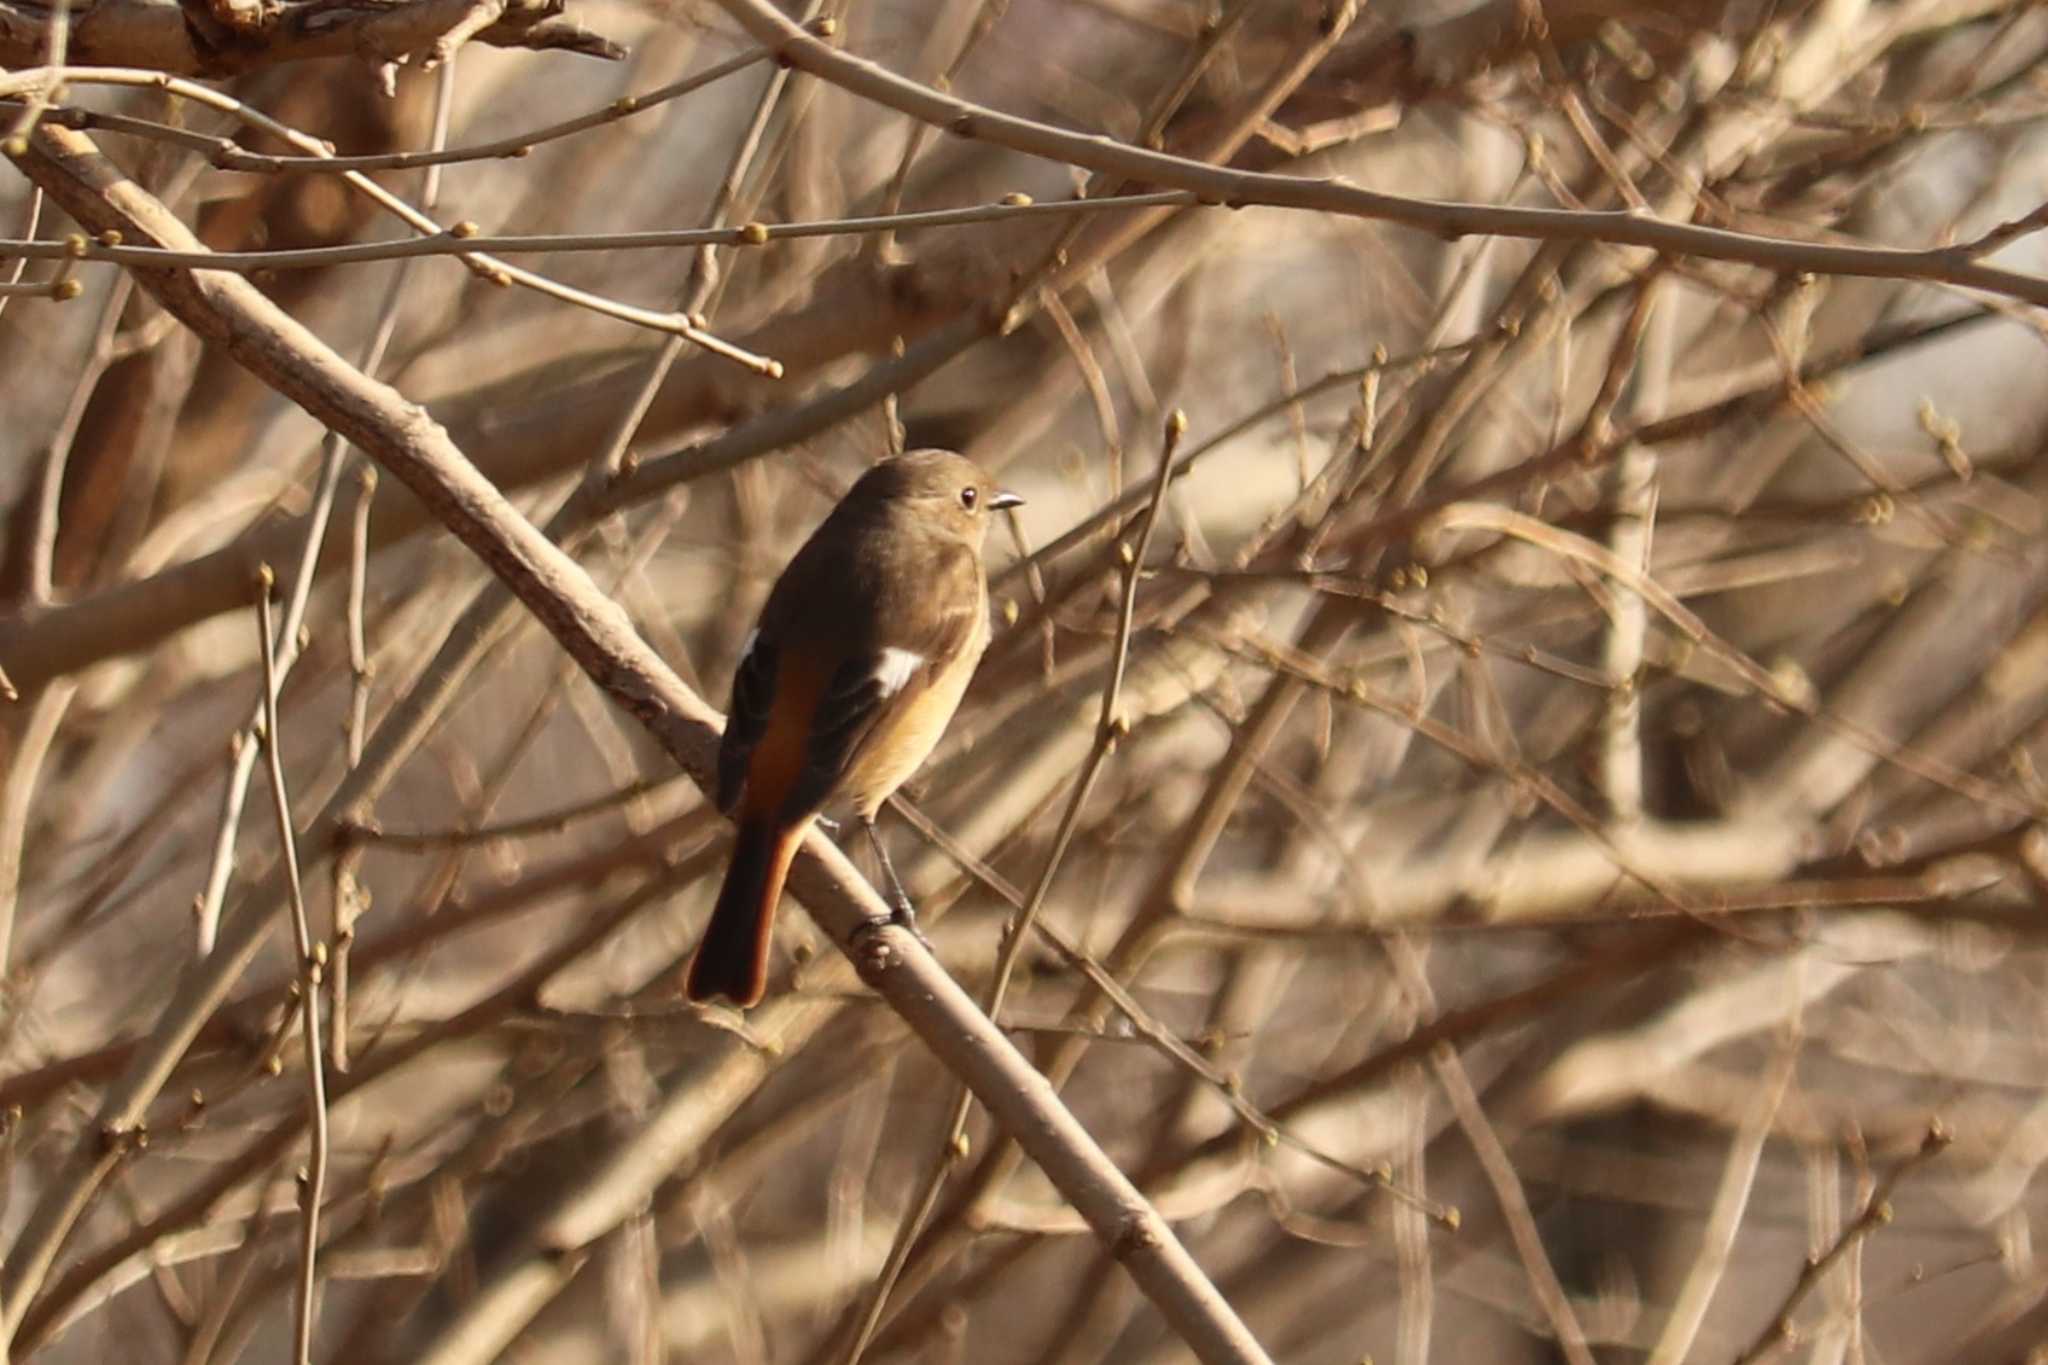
[858, 897, 932, 954]
[889, 896, 933, 952]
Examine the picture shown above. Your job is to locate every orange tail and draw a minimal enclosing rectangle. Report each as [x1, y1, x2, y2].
[686, 818, 804, 1007]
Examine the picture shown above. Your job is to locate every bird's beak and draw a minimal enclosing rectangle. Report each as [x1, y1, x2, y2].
[989, 489, 1025, 511]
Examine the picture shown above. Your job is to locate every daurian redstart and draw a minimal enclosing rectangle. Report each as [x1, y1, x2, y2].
[685, 450, 1023, 1007]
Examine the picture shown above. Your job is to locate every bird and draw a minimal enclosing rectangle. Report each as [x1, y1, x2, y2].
[684, 449, 1024, 1007]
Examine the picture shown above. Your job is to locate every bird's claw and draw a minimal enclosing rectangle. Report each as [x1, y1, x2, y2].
[890, 898, 933, 952]
[858, 900, 932, 955]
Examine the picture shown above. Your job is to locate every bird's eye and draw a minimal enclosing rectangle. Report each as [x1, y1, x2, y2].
[960, 486, 979, 510]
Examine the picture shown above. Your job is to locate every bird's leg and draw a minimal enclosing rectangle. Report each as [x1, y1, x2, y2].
[861, 813, 931, 949]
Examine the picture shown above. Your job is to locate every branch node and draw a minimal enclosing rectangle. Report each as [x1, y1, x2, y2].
[1111, 1214, 1161, 1260]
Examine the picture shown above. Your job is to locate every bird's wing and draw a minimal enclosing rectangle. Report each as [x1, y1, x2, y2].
[783, 571, 984, 815]
[717, 627, 778, 814]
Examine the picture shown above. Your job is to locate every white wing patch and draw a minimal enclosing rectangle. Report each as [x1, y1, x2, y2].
[738, 628, 759, 661]
[874, 647, 926, 697]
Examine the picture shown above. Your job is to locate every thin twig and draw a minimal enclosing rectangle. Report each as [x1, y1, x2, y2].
[254, 567, 329, 1365]
[1730, 1119, 1954, 1365]
[27, 270, 136, 606]
[1646, 1034, 1800, 1365]
[0, 681, 77, 973]
[192, 423, 359, 956]
[1598, 275, 1669, 822]
[0, 181, 41, 320]
[202, 61, 459, 965]
[350, 775, 687, 851]
[0, 190, 1195, 272]
[326, 50, 460, 1065]
[1430, 1042, 1597, 1365]
[345, 466, 376, 768]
